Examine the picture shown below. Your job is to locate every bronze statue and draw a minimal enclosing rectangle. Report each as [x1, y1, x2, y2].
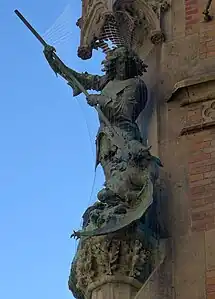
[42, 44, 163, 239]
[15, 11, 168, 299]
[14, 8, 165, 239]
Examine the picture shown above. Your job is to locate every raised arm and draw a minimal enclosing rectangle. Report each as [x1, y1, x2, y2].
[43, 45, 107, 96]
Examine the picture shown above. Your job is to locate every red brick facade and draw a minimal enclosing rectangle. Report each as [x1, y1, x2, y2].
[185, 0, 200, 34]
[188, 130, 215, 232]
[207, 270, 215, 299]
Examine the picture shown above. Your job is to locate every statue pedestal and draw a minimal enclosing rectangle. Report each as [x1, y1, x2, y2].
[69, 227, 155, 299]
[87, 276, 142, 299]
[69, 225, 168, 299]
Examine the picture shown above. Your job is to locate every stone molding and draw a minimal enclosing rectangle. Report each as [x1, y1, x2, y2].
[180, 120, 215, 136]
[86, 275, 142, 299]
[180, 98, 215, 136]
[166, 72, 215, 104]
[166, 72, 215, 136]
[202, 100, 215, 123]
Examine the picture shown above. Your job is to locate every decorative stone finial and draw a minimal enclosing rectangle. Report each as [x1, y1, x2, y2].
[150, 30, 165, 44]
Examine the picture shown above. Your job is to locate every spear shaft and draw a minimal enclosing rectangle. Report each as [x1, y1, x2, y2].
[14, 9, 89, 98]
[14, 9, 126, 149]
[14, 9, 47, 47]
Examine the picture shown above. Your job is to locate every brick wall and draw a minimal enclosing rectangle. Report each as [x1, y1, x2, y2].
[161, 94, 215, 299]
[184, 97, 215, 234]
[200, 27, 215, 59]
[185, 0, 200, 35]
[188, 129, 215, 232]
[151, 1, 215, 298]
[184, 0, 215, 57]
[189, 129, 215, 299]
[139, 1, 215, 298]
[207, 270, 215, 299]
[174, 93, 215, 299]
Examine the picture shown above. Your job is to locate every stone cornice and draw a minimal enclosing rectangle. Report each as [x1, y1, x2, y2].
[180, 121, 215, 136]
[165, 72, 215, 136]
[166, 72, 215, 104]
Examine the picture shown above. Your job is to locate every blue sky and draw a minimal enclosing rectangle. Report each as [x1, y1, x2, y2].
[0, 1, 104, 298]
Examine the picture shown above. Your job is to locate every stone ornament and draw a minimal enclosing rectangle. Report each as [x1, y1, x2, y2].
[74, 235, 148, 292]
[76, 0, 170, 59]
[148, 0, 170, 16]
[202, 100, 215, 122]
[69, 229, 168, 299]
[150, 29, 165, 44]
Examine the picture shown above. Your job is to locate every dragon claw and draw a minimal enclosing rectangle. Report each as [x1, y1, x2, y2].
[70, 230, 81, 240]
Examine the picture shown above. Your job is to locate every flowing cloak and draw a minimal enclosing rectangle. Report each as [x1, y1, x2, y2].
[74, 77, 155, 237]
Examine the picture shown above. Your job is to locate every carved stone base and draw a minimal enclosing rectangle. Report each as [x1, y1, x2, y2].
[87, 275, 142, 299]
[69, 225, 155, 299]
[69, 220, 168, 299]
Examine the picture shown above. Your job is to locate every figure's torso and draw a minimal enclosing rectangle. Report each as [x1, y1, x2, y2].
[101, 77, 147, 123]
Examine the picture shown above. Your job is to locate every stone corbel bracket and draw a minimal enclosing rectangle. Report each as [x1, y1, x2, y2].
[166, 72, 215, 136]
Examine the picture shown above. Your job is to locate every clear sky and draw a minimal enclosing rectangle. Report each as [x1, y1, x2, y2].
[0, 1, 105, 298]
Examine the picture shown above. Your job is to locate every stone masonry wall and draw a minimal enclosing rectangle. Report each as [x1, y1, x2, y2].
[136, 0, 215, 298]
[157, 82, 215, 299]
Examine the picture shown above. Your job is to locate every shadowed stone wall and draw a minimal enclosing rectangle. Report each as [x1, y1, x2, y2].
[136, 1, 215, 298]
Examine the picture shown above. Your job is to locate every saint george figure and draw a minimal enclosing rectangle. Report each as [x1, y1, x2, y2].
[43, 45, 162, 237]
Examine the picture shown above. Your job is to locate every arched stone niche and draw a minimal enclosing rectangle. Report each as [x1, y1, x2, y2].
[77, 0, 170, 59]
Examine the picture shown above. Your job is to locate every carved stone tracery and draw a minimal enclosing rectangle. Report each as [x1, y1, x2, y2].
[112, 0, 168, 53]
[77, 0, 170, 59]
[145, 0, 170, 17]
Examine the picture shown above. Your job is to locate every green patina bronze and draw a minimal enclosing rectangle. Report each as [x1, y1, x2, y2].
[43, 45, 162, 238]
